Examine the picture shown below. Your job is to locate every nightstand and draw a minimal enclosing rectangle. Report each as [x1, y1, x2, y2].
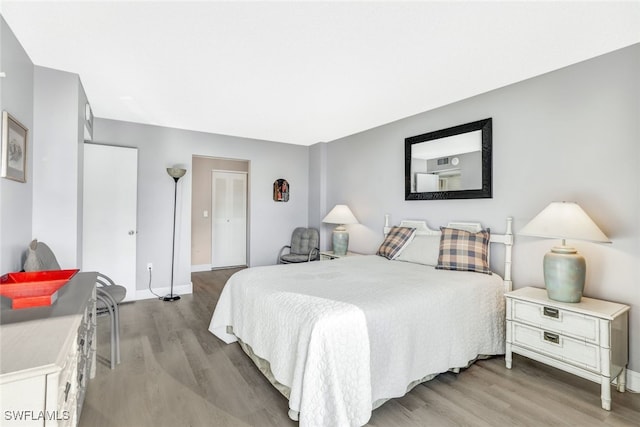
[319, 251, 360, 260]
[505, 287, 629, 410]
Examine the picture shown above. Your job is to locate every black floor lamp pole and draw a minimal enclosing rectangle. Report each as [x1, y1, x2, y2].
[163, 168, 186, 302]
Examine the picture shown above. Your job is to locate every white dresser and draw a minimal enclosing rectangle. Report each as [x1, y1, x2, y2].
[0, 272, 97, 426]
[505, 286, 629, 410]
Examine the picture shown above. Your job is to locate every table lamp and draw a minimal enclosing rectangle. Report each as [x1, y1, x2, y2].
[519, 201, 610, 302]
[322, 204, 359, 256]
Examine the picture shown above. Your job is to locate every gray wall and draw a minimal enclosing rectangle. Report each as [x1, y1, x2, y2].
[32, 66, 88, 268]
[0, 17, 33, 273]
[308, 142, 328, 245]
[93, 119, 309, 293]
[323, 44, 640, 371]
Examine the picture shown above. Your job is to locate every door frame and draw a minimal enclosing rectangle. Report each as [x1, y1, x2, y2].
[190, 156, 250, 272]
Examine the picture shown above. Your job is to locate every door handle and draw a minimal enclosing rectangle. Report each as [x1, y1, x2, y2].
[128, 230, 135, 235]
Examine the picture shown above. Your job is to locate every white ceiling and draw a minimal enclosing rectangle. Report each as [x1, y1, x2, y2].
[2, 1, 639, 146]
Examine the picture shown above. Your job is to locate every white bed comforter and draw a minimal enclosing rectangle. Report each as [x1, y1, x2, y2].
[209, 256, 505, 427]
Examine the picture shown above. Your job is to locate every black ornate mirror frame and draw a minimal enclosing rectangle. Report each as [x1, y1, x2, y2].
[405, 118, 492, 200]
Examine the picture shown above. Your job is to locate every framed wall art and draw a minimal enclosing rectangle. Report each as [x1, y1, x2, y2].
[273, 179, 289, 202]
[1, 111, 28, 183]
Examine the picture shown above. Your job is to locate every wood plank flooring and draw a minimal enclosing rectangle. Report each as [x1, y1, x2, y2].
[80, 268, 640, 426]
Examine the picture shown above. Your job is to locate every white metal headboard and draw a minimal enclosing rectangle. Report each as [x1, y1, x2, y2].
[383, 216, 514, 292]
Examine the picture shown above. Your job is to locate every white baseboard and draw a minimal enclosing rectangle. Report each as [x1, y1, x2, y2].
[135, 282, 193, 301]
[191, 264, 212, 272]
[626, 368, 640, 392]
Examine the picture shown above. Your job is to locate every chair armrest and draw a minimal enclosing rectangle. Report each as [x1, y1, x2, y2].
[308, 247, 320, 262]
[96, 272, 117, 287]
[277, 245, 292, 264]
[95, 273, 127, 304]
[96, 287, 118, 308]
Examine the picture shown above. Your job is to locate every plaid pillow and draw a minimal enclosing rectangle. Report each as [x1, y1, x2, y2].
[436, 227, 491, 274]
[377, 226, 416, 260]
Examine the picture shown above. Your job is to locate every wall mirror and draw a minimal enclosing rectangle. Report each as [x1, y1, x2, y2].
[405, 118, 492, 200]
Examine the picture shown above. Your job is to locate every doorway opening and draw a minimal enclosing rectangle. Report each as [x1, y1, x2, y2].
[191, 156, 249, 271]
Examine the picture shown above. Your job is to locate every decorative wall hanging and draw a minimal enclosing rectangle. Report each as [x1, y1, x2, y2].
[273, 179, 289, 202]
[1, 111, 28, 183]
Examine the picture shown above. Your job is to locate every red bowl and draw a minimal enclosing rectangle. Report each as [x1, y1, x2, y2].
[0, 269, 79, 309]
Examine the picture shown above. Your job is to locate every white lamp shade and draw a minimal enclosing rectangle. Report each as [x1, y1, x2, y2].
[519, 201, 610, 243]
[322, 204, 359, 225]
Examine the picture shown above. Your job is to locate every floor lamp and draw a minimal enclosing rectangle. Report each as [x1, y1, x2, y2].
[164, 167, 186, 302]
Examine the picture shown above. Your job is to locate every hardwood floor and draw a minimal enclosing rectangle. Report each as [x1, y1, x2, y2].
[80, 269, 639, 426]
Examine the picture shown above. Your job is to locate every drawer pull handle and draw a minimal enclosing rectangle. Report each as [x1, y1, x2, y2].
[543, 307, 559, 318]
[543, 332, 560, 344]
[64, 382, 71, 402]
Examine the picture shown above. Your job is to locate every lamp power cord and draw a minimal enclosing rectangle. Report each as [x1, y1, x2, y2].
[147, 266, 162, 299]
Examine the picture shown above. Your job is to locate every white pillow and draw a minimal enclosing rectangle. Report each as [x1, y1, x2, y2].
[395, 234, 441, 266]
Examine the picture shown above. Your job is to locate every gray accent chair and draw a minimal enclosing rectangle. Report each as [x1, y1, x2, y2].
[23, 239, 125, 369]
[277, 227, 320, 264]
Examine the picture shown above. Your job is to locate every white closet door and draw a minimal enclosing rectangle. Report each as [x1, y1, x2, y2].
[211, 171, 247, 268]
[83, 144, 137, 301]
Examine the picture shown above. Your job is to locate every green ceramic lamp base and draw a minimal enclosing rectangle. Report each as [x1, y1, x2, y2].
[543, 245, 586, 303]
[332, 226, 349, 256]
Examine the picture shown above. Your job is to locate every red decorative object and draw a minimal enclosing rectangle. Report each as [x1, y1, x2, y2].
[0, 269, 79, 309]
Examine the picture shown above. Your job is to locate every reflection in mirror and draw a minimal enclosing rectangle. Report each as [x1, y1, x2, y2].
[405, 118, 492, 200]
[411, 130, 482, 192]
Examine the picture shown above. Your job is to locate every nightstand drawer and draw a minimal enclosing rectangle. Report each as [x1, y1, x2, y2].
[511, 322, 600, 372]
[512, 299, 599, 343]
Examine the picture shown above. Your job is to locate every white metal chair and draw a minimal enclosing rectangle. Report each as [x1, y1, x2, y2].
[95, 273, 126, 368]
[23, 239, 125, 369]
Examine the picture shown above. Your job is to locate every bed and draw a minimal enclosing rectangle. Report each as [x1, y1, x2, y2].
[209, 217, 514, 426]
